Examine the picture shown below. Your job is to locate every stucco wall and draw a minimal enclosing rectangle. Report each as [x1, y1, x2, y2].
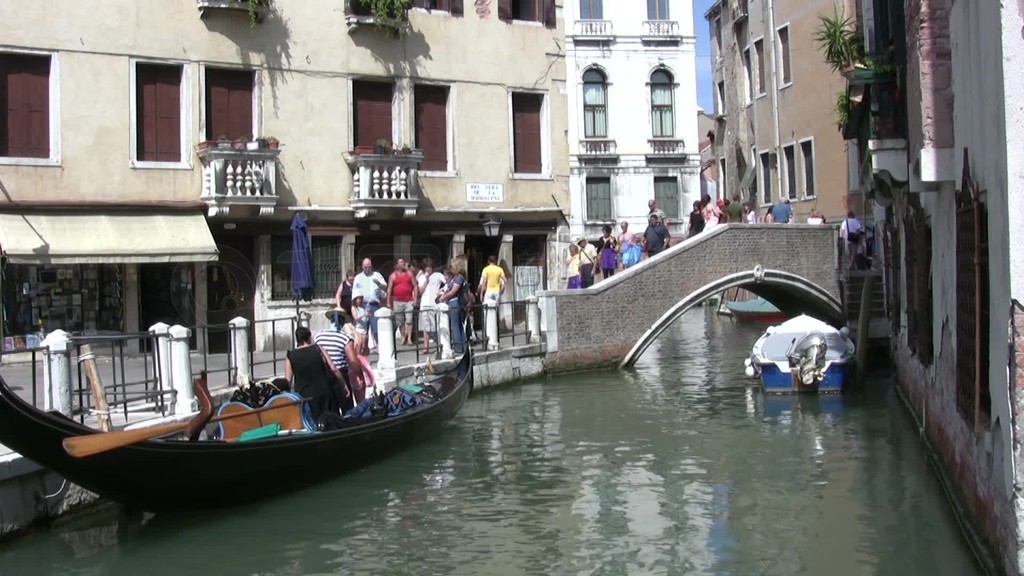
[0, 0, 568, 213]
[541, 224, 841, 371]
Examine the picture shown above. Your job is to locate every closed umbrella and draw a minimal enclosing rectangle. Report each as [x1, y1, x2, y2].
[290, 213, 314, 317]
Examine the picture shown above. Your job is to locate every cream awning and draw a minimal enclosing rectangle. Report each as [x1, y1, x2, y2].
[0, 213, 219, 265]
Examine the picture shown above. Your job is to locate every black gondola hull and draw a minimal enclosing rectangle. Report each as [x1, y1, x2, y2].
[0, 350, 473, 513]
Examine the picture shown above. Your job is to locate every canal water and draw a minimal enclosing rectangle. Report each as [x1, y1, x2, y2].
[0, 309, 981, 576]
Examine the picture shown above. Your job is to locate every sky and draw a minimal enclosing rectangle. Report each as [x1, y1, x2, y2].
[693, 0, 716, 112]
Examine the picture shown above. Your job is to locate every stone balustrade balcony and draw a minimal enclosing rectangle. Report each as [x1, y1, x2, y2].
[197, 146, 280, 217]
[729, 0, 748, 22]
[648, 139, 687, 157]
[196, 0, 268, 21]
[344, 151, 424, 218]
[642, 20, 681, 41]
[574, 20, 613, 39]
[579, 139, 618, 157]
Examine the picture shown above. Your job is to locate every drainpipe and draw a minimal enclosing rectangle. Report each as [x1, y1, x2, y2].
[766, 0, 785, 212]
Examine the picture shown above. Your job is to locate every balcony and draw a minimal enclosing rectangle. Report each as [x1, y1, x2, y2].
[197, 0, 268, 23]
[197, 146, 280, 217]
[642, 20, 681, 42]
[344, 0, 407, 34]
[647, 139, 687, 157]
[729, 0, 748, 23]
[867, 80, 908, 183]
[574, 20, 613, 40]
[344, 151, 424, 218]
[578, 139, 618, 157]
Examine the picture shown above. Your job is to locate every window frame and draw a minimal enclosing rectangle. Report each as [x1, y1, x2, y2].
[782, 143, 797, 200]
[511, 0, 544, 24]
[579, 0, 603, 20]
[718, 157, 727, 199]
[584, 175, 613, 222]
[508, 89, 550, 179]
[777, 24, 793, 88]
[130, 58, 192, 170]
[414, 81, 457, 176]
[199, 64, 262, 142]
[742, 47, 753, 105]
[647, 0, 669, 20]
[270, 234, 345, 301]
[759, 150, 772, 205]
[0, 49, 61, 167]
[411, 0, 453, 12]
[649, 68, 675, 138]
[713, 17, 723, 61]
[753, 37, 766, 98]
[716, 80, 726, 116]
[348, 77, 399, 151]
[799, 137, 816, 199]
[581, 68, 608, 139]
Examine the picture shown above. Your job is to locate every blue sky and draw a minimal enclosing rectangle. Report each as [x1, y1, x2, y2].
[693, 0, 715, 111]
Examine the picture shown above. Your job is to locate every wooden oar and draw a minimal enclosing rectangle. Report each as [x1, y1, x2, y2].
[62, 397, 309, 459]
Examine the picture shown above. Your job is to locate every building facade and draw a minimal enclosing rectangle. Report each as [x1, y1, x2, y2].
[845, 0, 1024, 571]
[0, 0, 568, 352]
[705, 0, 851, 222]
[564, 0, 701, 240]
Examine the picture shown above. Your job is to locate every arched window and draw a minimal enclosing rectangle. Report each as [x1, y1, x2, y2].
[650, 69, 674, 138]
[582, 69, 608, 138]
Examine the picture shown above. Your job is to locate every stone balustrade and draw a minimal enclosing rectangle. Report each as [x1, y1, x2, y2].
[579, 139, 617, 156]
[197, 147, 281, 217]
[648, 139, 687, 156]
[642, 20, 680, 39]
[344, 151, 423, 218]
[574, 20, 613, 38]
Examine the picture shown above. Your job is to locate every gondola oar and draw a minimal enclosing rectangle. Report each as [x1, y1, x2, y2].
[62, 396, 310, 459]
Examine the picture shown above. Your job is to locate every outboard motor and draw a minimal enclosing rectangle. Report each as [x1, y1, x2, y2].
[787, 331, 828, 390]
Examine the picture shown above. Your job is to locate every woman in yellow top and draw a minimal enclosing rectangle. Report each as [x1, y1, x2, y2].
[566, 244, 582, 289]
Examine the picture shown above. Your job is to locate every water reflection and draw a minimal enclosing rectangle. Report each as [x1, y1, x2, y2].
[0, 309, 982, 576]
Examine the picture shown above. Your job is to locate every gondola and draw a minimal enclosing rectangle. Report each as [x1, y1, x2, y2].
[0, 349, 473, 514]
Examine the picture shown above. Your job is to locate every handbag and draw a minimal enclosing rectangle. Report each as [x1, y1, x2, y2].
[846, 219, 863, 243]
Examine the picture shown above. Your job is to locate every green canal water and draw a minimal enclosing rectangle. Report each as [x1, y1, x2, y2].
[0, 309, 981, 575]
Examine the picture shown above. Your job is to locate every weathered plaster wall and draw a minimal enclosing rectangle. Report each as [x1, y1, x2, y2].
[904, 0, 954, 153]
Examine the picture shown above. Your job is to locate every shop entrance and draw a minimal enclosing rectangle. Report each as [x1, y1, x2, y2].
[463, 234, 502, 334]
[139, 263, 196, 349]
[206, 236, 256, 354]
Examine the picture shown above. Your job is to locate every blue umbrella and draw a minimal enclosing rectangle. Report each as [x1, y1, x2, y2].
[290, 213, 314, 308]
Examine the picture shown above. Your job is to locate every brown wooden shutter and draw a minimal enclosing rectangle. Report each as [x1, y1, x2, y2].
[415, 85, 448, 171]
[137, 64, 182, 162]
[498, 0, 512, 21]
[512, 93, 542, 174]
[353, 81, 394, 148]
[542, 0, 555, 27]
[450, 0, 464, 15]
[1, 54, 50, 158]
[205, 68, 254, 140]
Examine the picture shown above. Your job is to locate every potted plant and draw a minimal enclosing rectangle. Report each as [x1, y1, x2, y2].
[347, 0, 411, 35]
[374, 139, 392, 155]
[265, 136, 280, 150]
[813, 10, 861, 75]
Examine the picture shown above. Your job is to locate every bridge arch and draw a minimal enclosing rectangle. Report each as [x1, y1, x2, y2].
[619, 267, 843, 368]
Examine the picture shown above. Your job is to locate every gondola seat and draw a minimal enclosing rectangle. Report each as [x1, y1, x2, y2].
[216, 392, 316, 441]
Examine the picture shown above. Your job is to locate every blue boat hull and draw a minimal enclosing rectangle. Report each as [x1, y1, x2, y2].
[757, 362, 851, 394]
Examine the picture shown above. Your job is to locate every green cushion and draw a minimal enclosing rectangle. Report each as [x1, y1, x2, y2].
[238, 423, 281, 442]
[399, 383, 423, 394]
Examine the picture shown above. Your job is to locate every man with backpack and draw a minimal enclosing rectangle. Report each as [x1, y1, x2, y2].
[841, 211, 865, 270]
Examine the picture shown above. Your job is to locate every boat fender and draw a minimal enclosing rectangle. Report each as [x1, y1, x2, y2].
[744, 365, 756, 378]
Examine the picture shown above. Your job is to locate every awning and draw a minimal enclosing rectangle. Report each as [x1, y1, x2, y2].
[0, 213, 219, 265]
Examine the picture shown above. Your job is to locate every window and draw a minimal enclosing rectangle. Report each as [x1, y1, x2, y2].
[352, 80, 394, 149]
[760, 151, 771, 204]
[716, 81, 726, 115]
[783, 144, 796, 199]
[1, 53, 51, 159]
[801, 140, 815, 197]
[742, 49, 753, 103]
[778, 26, 792, 85]
[412, 0, 459, 10]
[654, 177, 680, 219]
[749, 147, 757, 199]
[650, 69, 674, 138]
[585, 177, 611, 221]
[580, 0, 602, 19]
[582, 69, 608, 138]
[504, 0, 554, 24]
[271, 235, 343, 300]
[414, 84, 449, 172]
[754, 39, 766, 95]
[718, 158, 727, 199]
[714, 18, 723, 58]
[135, 63, 183, 163]
[647, 0, 669, 19]
[204, 68, 254, 140]
[511, 92, 543, 174]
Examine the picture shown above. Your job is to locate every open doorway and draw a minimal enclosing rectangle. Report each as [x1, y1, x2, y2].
[462, 234, 502, 335]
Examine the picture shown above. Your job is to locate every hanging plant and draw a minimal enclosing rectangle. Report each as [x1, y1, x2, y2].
[834, 91, 851, 131]
[349, 0, 412, 33]
[813, 10, 863, 73]
[246, 0, 263, 27]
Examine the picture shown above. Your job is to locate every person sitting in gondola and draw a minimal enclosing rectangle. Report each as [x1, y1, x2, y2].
[284, 326, 347, 422]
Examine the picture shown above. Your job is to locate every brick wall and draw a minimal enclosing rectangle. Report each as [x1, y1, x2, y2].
[905, 0, 955, 152]
[544, 224, 841, 371]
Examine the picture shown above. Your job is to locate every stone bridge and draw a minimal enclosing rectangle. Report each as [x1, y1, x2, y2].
[538, 224, 843, 372]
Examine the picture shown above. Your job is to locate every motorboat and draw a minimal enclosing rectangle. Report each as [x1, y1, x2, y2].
[743, 315, 855, 394]
[723, 297, 788, 324]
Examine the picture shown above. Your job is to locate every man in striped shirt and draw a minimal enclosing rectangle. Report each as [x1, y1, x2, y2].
[315, 308, 366, 405]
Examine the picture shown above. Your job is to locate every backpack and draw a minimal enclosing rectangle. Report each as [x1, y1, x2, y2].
[846, 219, 863, 243]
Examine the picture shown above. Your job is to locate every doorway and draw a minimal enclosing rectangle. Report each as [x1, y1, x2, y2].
[463, 234, 502, 332]
[206, 236, 256, 353]
[139, 263, 196, 349]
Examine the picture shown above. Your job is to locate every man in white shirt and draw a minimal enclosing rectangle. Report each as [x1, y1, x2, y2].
[352, 258, 387, 344]
[840, 211, 865, 270]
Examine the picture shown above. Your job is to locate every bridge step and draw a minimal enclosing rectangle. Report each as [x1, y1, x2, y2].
[844, 273, 887, 320]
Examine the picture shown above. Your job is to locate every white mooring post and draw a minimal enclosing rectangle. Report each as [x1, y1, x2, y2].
[149, 322, 172, 401]
[168, 325, 195, 416]
[527, 296, 541, 343]
[485, 300, 499, 351]
[41, 329, 72, 416]
[436, 301, 453, 359]
[229, 316, 252, 387]
[374, 307, 396, 372]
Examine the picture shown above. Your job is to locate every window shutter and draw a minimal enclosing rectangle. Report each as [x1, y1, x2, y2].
[450, 0, 464, 15]
[542, 0, 556, 27]
[512, 93, 543, 174]
[354, 81, 394, 148]
[1, 55, 50, 159]
[205, 69, 253, 141]
[137, 66, 158, 161]
[155, 67, 181, 162]
[415, 86, 448, 171]
[498, 0, 512, 21]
